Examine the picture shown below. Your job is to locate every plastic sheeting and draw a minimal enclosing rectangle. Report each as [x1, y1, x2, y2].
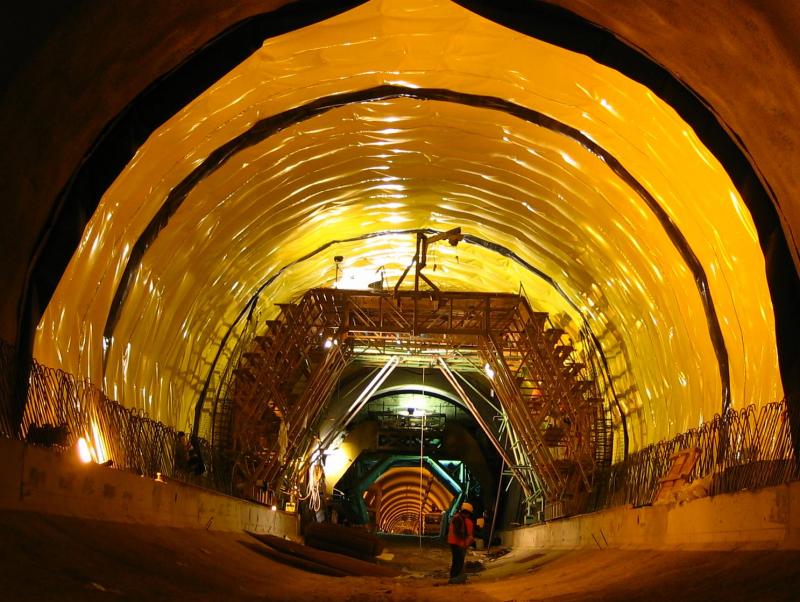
[34, 0, 781, 452]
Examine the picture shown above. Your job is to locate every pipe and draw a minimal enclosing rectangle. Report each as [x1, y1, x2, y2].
[486, 455, 505, 555]
[437, 357, 534, 501]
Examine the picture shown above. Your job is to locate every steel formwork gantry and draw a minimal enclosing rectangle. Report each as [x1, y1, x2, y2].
[221, 287, 610, 511]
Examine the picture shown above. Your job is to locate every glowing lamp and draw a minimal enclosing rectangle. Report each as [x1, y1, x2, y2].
[77, 437, 93, 463]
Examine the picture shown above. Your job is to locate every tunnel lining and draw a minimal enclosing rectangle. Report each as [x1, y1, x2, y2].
[28, 1, 784, 452]
[103, 86, 731, 417]
[12, 0, 785, 440]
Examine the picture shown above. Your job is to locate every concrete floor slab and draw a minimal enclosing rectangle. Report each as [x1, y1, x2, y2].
[3, 511, 800, 601]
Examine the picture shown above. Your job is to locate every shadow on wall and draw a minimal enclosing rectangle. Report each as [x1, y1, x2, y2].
[442, 421, 496, 510]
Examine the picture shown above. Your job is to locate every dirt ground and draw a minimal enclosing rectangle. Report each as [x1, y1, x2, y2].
[2, 511, 799, 601]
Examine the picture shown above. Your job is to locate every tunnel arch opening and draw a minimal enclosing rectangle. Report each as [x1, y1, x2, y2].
[317, 382, 496, 534]
[34, 77, 782, 453]
[11, 0, 797, 542]
[86, 87, 734, 447]
[14, 0, 797, 444]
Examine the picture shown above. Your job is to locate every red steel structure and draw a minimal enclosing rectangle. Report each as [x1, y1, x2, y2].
[222, 287, 611, 516]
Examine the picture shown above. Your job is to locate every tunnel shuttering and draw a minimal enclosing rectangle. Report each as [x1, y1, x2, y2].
[209, 283, 612, 522]
[2, 0, 800, 599]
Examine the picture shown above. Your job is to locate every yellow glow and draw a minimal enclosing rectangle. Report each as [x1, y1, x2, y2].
[322, 422, 380, 494]
[323, 447, 351, 477]
[33, 0, 782, 453]
[403, 396, 429, 416]
[77, 437, 93, 464]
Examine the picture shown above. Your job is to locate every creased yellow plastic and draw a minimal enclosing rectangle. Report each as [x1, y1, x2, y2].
[34, 0, 781, 454]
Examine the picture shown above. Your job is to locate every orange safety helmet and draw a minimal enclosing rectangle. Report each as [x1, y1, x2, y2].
[460, 502, 474, 514]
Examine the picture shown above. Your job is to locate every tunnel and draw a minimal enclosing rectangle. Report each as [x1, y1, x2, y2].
[1, 1, 800, 600]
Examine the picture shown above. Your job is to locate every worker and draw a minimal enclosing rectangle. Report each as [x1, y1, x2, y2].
[447, 501, 475, 584]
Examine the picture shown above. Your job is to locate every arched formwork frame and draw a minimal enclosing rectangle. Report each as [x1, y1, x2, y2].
[222, 287, 612, 516]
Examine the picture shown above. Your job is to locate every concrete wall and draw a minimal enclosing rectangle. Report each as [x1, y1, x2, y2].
[0, 438, 298, 536]
[8, 434, 799, 550]
[502, 482, 800, 551]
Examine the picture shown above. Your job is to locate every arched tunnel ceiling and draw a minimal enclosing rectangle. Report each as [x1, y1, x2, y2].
[28, 0, 783, 451]
[373, 466, 455, 531]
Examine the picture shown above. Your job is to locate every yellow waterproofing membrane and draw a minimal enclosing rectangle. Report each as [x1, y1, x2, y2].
[34, 0, 781, 453]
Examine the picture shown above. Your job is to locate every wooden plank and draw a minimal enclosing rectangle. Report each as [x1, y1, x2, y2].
[239, 540, 347, 577]
[305, 521, 383, 552]
[247, 532, 399, 577]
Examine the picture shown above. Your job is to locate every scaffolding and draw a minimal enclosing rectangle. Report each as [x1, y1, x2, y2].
[222, 287, 611, 513]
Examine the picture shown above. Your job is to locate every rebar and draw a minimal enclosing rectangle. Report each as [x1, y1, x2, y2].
[590, 400, 799, 512]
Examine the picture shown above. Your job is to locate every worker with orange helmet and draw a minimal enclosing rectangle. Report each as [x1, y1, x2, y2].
[447, 501, 475, 583]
